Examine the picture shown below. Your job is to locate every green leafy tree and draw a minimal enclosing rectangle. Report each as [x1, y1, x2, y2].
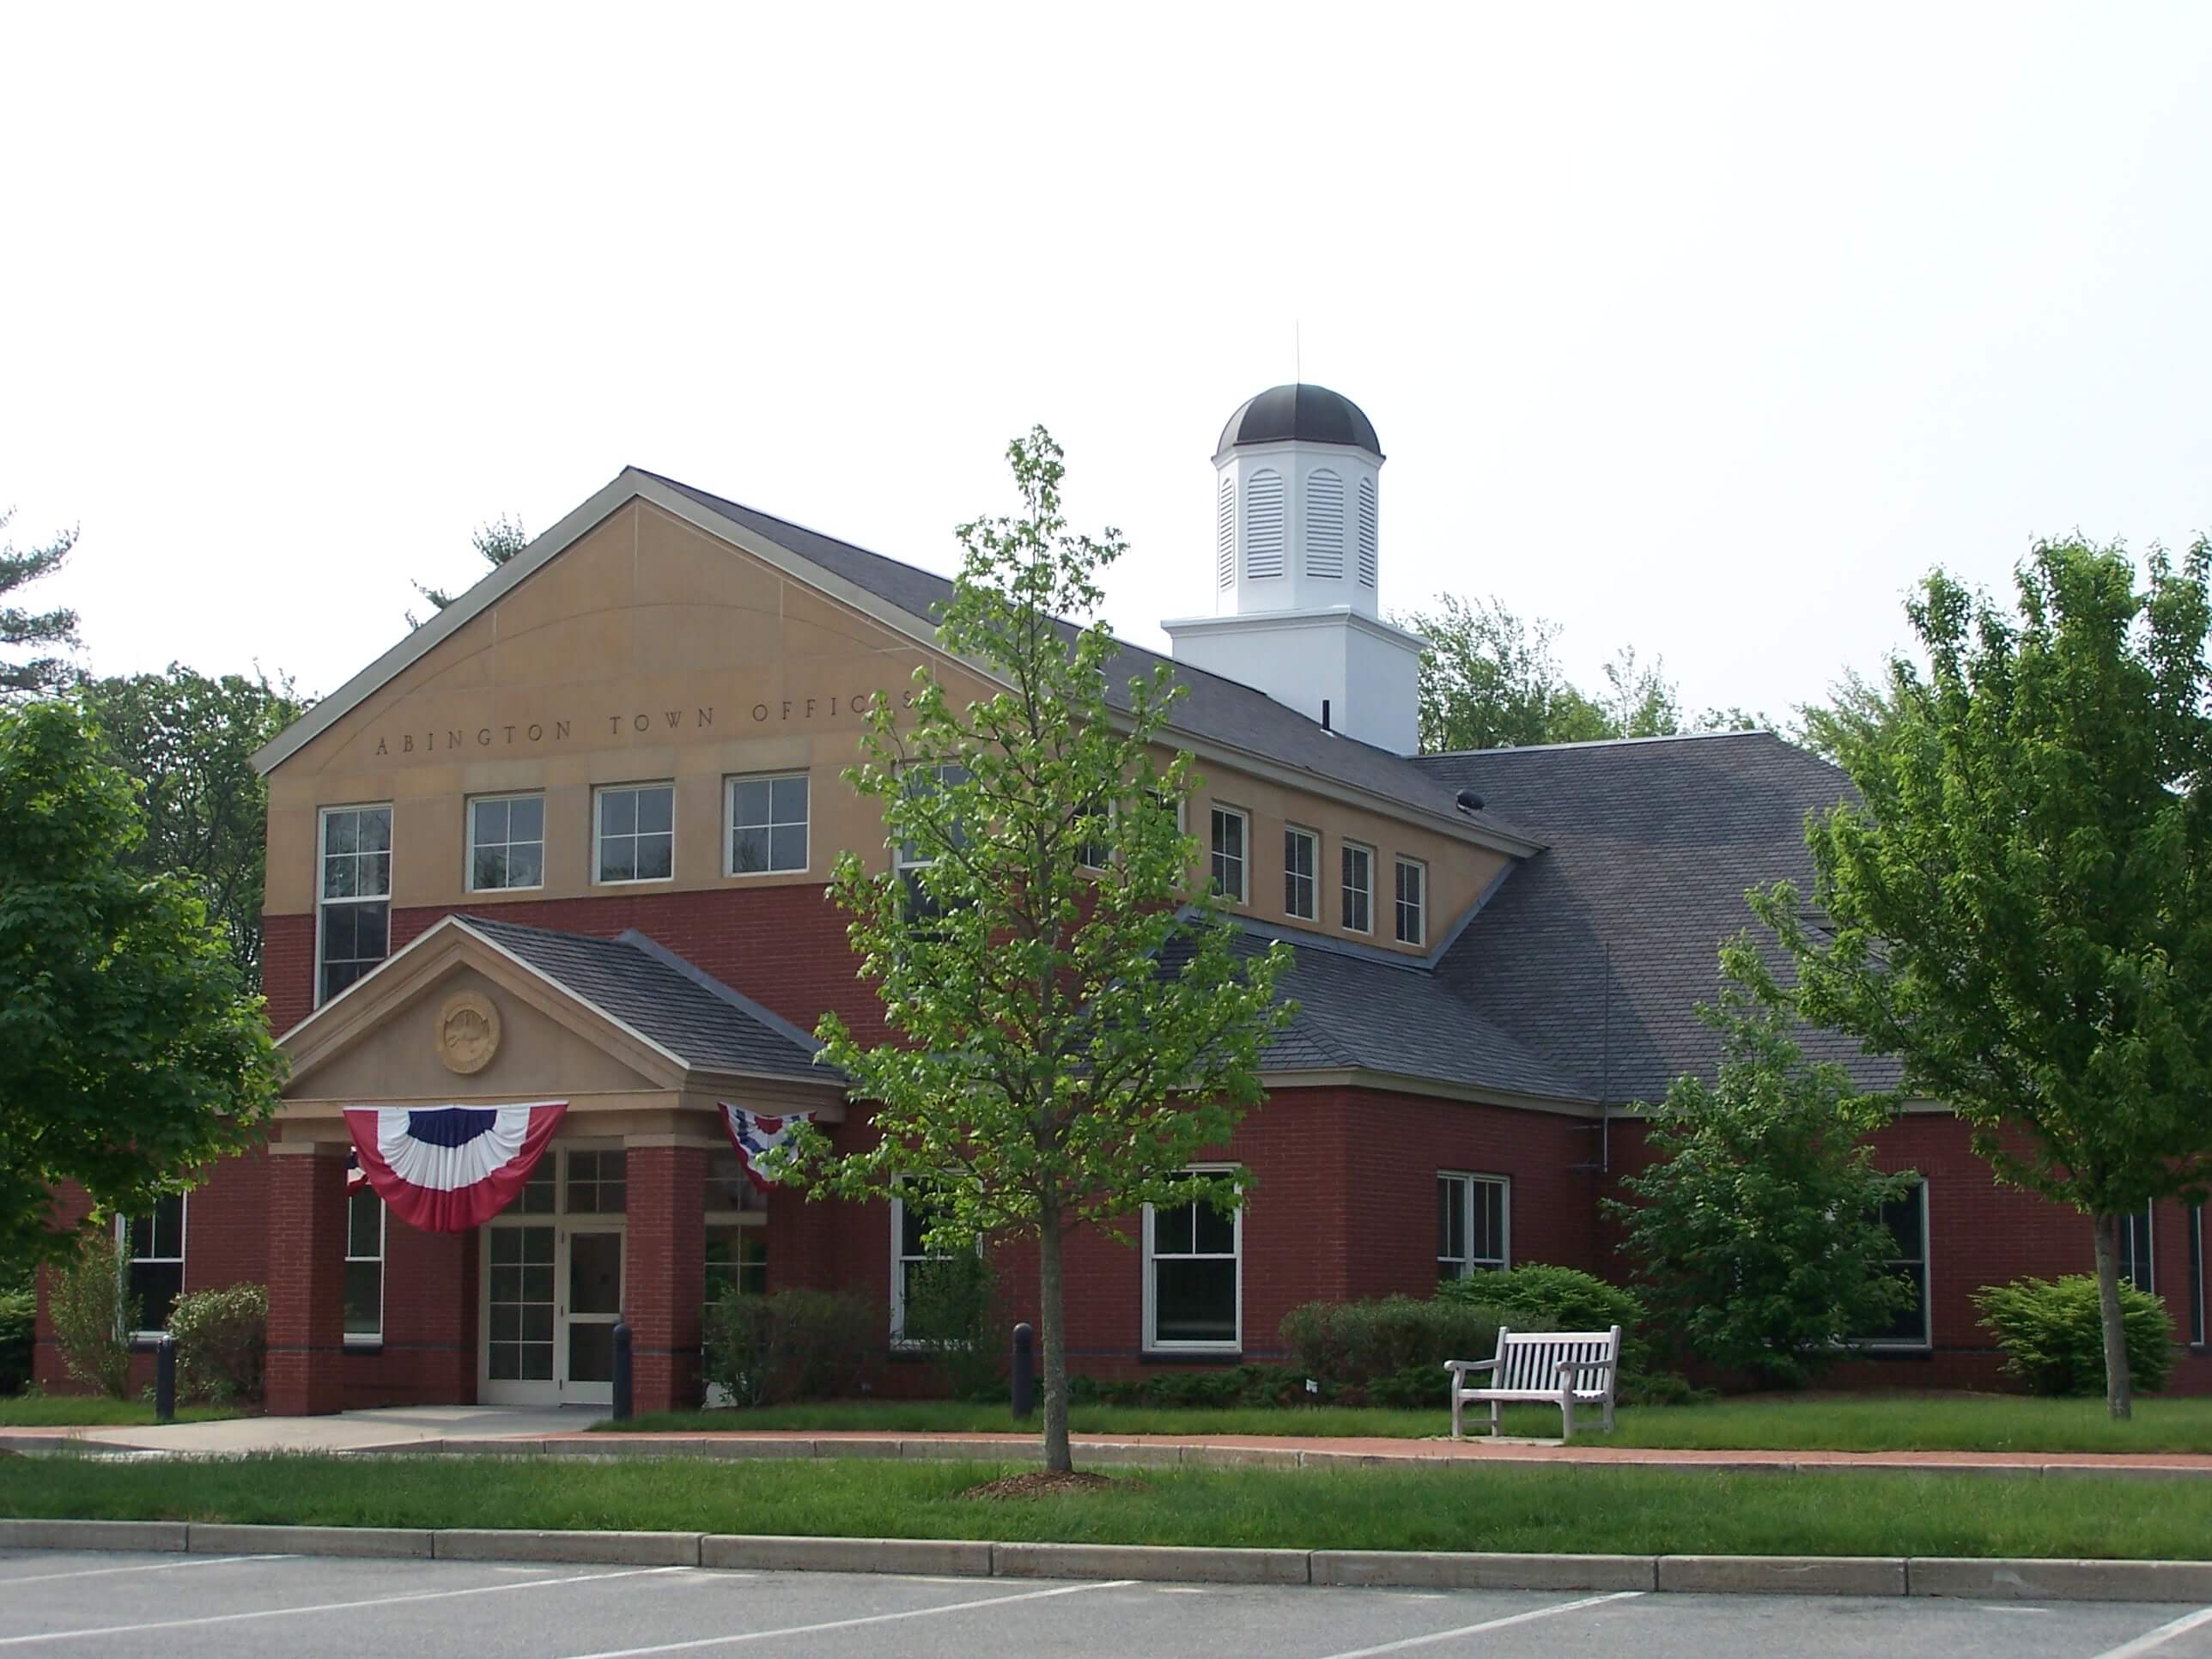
[0, 506, 81, 695]
[0, 701, 285, 1267]
[1401, 596, 1762, 752]
[409, 513, 530, 625]
[799, 428, 1290, 1474]
[1608, 939, 1916, 1388]
[1755, 537, 2212, 1417]
[78, 665, 307, 989]
[1793, 667, 1896, 767]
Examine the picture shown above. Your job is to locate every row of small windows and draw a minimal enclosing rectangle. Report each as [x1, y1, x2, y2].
[315, 778, 811, 1003]
[1207, 806, 1427, 945]
[1212, 471, 1379, 588]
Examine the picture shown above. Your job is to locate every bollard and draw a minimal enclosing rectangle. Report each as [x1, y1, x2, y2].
[1011, 1322, 1035, 1420]
[154, 1336, 177, 1425]
[611, 1322, 633, 1423]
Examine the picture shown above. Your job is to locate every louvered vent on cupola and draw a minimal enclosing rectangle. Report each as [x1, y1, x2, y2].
[1305, 470, 1345, 579]
[1215, 476, 1235, 588]
[1356, 476, 1378, 587]
[1244, 469, 1285, 579]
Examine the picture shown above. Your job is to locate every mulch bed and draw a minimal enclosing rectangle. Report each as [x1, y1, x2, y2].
[960, 1469, 1136, 1500]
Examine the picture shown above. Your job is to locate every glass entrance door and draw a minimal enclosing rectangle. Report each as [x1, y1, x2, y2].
[486, 1224, 556, 1395]
[562, 1229, 624, 1402]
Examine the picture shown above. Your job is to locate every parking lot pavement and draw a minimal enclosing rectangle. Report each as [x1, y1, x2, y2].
[2, 1550, 2209, 1659]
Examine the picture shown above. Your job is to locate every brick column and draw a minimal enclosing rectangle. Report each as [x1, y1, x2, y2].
[625, 1143, 707, 1415]
[264, 1140, 349, 1416]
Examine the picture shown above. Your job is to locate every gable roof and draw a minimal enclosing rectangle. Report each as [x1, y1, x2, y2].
[454, 915, 836, 1085]
[1411, 732, 1903, 1103]
[252, 467, 1540, 856]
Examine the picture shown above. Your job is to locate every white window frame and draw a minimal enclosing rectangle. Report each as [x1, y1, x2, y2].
[1395, 856, 1427, 946]
[2121, 1202, 2155, 1294]
[1856, 1179, 1932, 1350]
[1209, 805, 1250, 906]
[592, 781, 676, 887]
[117, 1196, 187, 1341]
[1437, 1172, 1509, 1279]
[1283, 824, 1319, 921]
[1142, 1172, 1243, 1354]
[1341, 841, 1375, 935]
[1075, 795, 1112, 873]
[892, 763, 969, 907]
[344, 1188, 385, 1346]
[315, 803, 392, 1008]
[726, 771, 811, 877]
[465, 792, 546, 894]
[889, 1193, 958, 1348]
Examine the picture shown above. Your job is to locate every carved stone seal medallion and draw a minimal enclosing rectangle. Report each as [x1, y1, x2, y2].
[435, 990, 501, 1075]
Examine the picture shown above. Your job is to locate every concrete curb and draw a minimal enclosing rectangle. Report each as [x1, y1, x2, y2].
[9, 1517, 2212, 1601]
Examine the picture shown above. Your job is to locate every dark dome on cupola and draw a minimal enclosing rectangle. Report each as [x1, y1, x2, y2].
[1212, 383, 1383, 463]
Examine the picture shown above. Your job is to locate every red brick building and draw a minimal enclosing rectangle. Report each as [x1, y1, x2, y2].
[36, 386, 2209, 1411]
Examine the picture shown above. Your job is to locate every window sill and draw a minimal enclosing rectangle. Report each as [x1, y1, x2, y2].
[723, 867, 810, 881]
[593, 877, 677, 889]
[126, 1334, 167, 1352]
[343, 1340, 384, 1356]
[465, 886, 548, 898]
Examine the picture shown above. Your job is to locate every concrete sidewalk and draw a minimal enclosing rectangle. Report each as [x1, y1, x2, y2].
[11, 1408, 2212, 1480]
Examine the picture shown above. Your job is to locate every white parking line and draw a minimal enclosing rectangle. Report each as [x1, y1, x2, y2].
[1313, 1590, 1649, 1658]
[2091, 1604, 2212, 1659]
[0, 1554, 289, 1587]
[556, 1578, 1138, 1658]
[0, 1563, 688, 1647]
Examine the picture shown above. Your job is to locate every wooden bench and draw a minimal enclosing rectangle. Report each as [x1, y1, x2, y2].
[1445, 1325, 1623, 1441]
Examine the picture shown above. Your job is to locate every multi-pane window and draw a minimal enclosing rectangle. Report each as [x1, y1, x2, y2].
[487, 1225, 555, 1382]
[118, 1196, 185, 1335]
[728, 774, 809, 874]
[1146, 1180, 1241, 1350]
[1395, 858, 1427, 946]
[1341, 842, 1374, 934]
[596, 784, 674, 884]
[1284, 826, 1318, 921]
[1075, 796, 1111, 872]
[703, 1150, 768, 1307]
[2120, 1203, 2155, 1292]
[1854, 1181, 1931, 1346]
[563, 1150, 628, 1216]
[890, 1195, 955, 1344]
[1209, 806, 1249, 903]
[468, 794, 544, 891]
[318, 805, 391, 1004]
[344, 1190, 384, 1344]
[894, 763, 969, 915]
[1437, 1174, 1508, 1279]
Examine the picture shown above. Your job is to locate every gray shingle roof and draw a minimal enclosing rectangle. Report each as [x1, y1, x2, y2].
[1232, 927, 1583, 1099]
[459, 914, 835, 1085]
[1410, 732, 1903, 1103]
[640, 471, 1538, 848]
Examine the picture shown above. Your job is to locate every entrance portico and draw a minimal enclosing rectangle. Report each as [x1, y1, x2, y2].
[269, 914, 842, 1416]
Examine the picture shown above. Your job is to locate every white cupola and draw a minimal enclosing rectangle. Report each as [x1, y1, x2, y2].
[1163, 384, 1427, 755]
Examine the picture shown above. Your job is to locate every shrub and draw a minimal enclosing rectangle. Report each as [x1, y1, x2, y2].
[0, 1277, 31, 1396]
[167, 1283, 266, 1404]
[1279, 1295, 1505, 1390]
[1443, 1262, 1640, 1337]
[1069, 1364, 1311, 1408]
[900, 1253, 1006, 1402]
[49, 1231, 131, 1400]
[1974, 1274, 2175, 1396]
[702, 1289, 880, 1407]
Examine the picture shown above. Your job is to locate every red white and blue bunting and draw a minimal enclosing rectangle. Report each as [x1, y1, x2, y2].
[342, 1102, 568, 1232]
[718, 1102, 812, 1194]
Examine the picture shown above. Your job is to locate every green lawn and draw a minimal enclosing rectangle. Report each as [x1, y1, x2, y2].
[4, 1452, 2210, 1559]
[604, 1393, 2212, 1455]
[0, 1396, 241, 1428]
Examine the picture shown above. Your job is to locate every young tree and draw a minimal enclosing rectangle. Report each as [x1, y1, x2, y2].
[799, 428, 1290, 1474]
[1399, 594, 1614, 752]
[78, 665, 308, 989]
[0, 701, 285, 1267]
[1757, 538, 2212, 1418]
[1608, 939, 1916, 1387]
[0, 505, 81, 695]
[409, 513, 530, 625]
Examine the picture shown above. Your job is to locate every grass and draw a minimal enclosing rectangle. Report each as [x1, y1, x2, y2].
[604, 1393, 2212, 1455]
[0, 1396, 240, 1428]
[5, 1451, 2211, 1559]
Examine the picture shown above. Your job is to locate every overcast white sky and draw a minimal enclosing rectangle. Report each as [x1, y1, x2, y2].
[4, 4, 2209, 724]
